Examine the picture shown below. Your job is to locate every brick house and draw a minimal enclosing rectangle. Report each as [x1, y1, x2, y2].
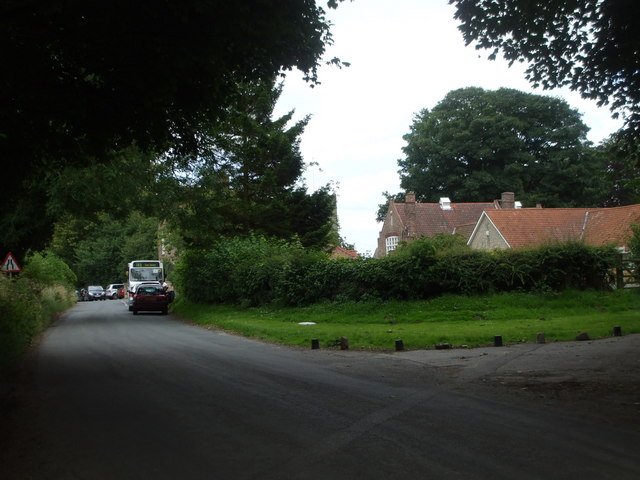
[467, 204, 640, 252]
[374, 192, 519, 258]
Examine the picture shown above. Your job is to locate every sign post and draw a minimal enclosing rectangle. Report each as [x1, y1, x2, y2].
[1, 252, 23, 278]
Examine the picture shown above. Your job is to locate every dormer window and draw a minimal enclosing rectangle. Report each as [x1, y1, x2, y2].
[439, 197, 452, 210]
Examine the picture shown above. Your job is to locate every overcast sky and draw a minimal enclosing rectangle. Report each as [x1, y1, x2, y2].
[273, 0, 624, 256]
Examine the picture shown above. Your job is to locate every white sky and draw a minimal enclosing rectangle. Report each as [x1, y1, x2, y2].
[273, 0, 624, 257]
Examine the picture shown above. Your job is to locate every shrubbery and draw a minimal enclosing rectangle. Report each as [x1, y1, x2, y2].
[175, 234, 618, 307]
[630, 224, 640, 282]
[0, 251, 77, 371]
[22, 250, 77, 288]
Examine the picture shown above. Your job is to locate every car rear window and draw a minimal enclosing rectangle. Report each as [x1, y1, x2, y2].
[139, 286, 163, 294]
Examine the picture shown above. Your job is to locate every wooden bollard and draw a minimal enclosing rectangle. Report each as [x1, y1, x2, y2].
[311, 338, 320, 349]
[395, 339, 405, 351]
[613, 325, 622, 337]
[494, 335, 503, 347]
[340, 337, 349, 350]
[536, 332, 546, 344]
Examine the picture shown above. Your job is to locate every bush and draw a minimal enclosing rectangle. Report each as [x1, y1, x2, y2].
[175, 235, 325, 306]
[0, 275, 45, 370]
[176, 235, 618, 307]
[629, 224, 640, 282]
[0, 251, 77, 372]
[22, 250, 77, 288]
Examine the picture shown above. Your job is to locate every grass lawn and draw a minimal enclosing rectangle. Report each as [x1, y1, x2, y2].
[171, 289, 640, 351]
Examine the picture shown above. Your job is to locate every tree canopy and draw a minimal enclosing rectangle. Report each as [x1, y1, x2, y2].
[396, 87, 607, 207]
[43, 77, 337, 281]
[2, 0, 342, 163]
[599, 133, 640, 207]
[49, 211, 161, 287]
[450, 0, 640, 133]
[1, 1, 344, 256]
[169, 79, 337, 249]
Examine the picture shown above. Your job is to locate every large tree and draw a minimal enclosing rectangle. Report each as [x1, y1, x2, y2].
[396, 87, 607, 207]
[1, 0, 344, 256]
[50, 212, 160, 287]
[168, 79, 337, 249]
[599, 133, 640, 207]
[450, 0, 640, 133]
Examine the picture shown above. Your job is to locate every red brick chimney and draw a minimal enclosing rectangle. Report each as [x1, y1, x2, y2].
[500, 192, 515, 209]
[405, 192, 416, 238]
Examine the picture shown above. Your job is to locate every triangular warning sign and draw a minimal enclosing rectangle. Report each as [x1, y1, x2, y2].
[2, 252, 22, 273]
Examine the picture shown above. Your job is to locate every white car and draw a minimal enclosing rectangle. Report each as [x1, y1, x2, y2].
[105, 283, 124, 299]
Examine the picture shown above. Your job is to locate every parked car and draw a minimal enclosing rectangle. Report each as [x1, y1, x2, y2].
[105, 283, 125, 299]
[86, 285, 106, 301]
[131, 284, 169, 315]
[128, 281, 161, 311]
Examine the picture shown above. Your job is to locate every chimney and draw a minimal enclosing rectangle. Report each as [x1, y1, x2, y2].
[405, 192, 416, 237]
[500, 192, 515, 209]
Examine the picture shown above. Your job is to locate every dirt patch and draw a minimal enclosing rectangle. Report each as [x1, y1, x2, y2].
[423, 335, 640, 431]
[466, 376, 640, 431]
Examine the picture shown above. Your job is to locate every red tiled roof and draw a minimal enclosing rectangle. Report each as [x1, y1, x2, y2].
[394, 201, 497, 237]
[484, 205, 640, 249]
[329, 245, 359, 259]
[453, 223, 477, 241]
[484, 209, 588, 248]
[582, 205, 640, 247]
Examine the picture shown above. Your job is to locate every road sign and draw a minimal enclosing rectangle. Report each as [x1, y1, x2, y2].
[2, 252, 22, 273]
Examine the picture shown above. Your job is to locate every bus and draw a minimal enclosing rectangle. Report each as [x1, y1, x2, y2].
[126, 260, 165, 309]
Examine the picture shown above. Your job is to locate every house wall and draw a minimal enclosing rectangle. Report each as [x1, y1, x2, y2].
[468, 216, 509, 250]
[374, 206, 404, 258]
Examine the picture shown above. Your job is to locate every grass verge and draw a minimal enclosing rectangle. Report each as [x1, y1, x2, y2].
[171, 289, 640, 350]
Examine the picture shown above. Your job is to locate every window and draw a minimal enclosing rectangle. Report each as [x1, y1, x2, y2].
[385, 236, 399, 254]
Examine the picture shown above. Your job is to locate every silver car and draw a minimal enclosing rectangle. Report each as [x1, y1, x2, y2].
[86, 285, 106, 301]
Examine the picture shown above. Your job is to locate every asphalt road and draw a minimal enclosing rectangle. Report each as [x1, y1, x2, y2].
[2, 300, 639, 479]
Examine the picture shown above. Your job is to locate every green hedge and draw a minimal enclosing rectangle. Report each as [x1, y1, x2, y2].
[175, 235, 618, 307]
[0, 251, 77, 371]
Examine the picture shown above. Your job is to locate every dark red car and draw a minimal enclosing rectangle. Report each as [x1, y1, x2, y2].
[131, 285, 169, 315]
